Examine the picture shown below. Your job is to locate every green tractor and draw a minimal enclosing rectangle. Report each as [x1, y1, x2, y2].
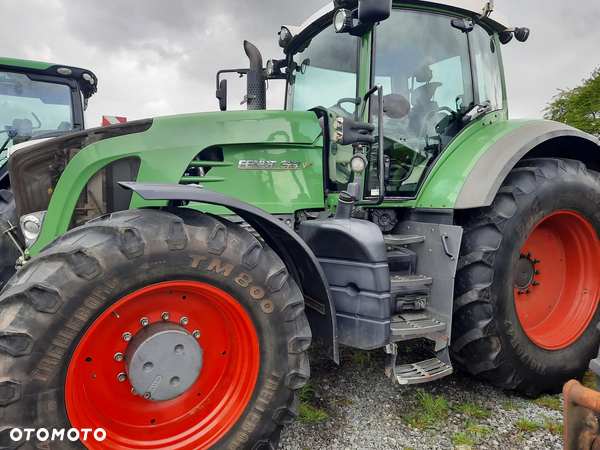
[0, 0, 598, 448]
[0, 58, 97, 286]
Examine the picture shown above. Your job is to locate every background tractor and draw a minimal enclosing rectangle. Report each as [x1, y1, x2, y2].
[0, 58, 97, 286]
[0, 0, 599, 449]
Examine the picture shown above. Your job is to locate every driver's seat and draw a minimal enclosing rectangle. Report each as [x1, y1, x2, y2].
[408, 82, 442, 137]
[11, 118, 33, 145]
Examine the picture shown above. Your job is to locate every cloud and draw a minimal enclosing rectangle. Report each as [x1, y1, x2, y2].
[0, 0, 598, 123]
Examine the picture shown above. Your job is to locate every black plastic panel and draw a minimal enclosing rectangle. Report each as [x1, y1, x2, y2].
[300, 216, 392, 349]
[300, 218, 388, 263]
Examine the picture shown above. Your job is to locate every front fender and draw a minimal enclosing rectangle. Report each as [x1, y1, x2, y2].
[120, 181, 339, 363]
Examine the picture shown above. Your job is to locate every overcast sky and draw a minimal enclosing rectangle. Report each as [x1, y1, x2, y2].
[1, 0, 598, 125]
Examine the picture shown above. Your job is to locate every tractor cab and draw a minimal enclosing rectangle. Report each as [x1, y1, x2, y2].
[279, 0, 519, 202]
[0, 58, 98, 162]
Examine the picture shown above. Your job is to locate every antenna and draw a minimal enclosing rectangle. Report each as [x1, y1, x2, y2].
[478, 0, 494, 19]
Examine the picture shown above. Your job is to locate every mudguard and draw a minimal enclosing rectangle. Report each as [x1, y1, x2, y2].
[455, 121, 600, 209]
[119, 181, 339, 363]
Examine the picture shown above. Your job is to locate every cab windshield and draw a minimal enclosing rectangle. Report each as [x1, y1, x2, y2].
[286, 25, 359, 112]
[367, 9, 474, 198]
[0, 71, 74, 149]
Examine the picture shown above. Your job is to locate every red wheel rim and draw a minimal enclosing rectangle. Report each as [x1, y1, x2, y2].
[514, 211, 600, 350]
[66, 281, 260, 449]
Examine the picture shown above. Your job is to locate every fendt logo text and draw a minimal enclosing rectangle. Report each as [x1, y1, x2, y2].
[10, 428, 106, 442]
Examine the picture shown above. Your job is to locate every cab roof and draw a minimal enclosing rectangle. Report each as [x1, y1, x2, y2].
[283, 0, 509, 54]
[0, 57, 98, 99]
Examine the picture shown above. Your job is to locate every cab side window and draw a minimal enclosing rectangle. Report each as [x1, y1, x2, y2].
[472, 26, 504, 110]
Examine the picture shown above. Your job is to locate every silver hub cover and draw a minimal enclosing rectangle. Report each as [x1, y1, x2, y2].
[124, 321, 203, 401]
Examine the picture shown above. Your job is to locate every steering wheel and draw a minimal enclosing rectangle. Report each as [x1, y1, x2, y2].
[334, 98, 361, 117]
[419, 106, 455, 136]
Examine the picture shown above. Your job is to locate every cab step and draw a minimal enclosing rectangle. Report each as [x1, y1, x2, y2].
[385, 343, 453, 385]
[391, 274, 433, 288]
[390, 311, 445, 339]
[384, 234, 424, 248]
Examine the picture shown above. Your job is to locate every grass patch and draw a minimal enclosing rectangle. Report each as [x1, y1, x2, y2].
[351, 350, 375, 371]
[404, 391, 449, 429]
[298, 403, 328, 424]
[528, 395, 562, 411]
[451, 432, 474, 447]
[466, 420, 494, 437]
[582, 370, 597, 390]
[455, 399, 492, 419]
[332, 396, 354, 407]
[541, 414, 564, 436]
[298, 381, 328, 424]
[516, 418, 539, 433]
[502, 398, 524, 411]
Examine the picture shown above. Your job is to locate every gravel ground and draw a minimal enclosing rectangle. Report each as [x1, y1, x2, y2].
[280, 344, 567, 450]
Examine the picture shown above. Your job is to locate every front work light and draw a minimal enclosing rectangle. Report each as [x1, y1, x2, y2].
[350, 153, 368, 173]
[333, 9, 353, 33]
[278, 27, 292, 48]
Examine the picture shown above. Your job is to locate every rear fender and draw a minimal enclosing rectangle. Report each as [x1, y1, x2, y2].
[120, 181, 339, 363]
[455, 121, 600, 209]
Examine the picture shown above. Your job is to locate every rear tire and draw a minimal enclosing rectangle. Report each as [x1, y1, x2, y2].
[452, 158, 600, 396]
[0, 208, 310, 449]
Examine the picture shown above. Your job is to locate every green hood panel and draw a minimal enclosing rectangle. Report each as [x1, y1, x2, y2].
[0, 58, 54, 71]
[32, 110, 324, 254]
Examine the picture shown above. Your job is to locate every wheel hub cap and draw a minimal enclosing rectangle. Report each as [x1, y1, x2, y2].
[124, 321, 203, 401]
[515, 255, 535, 290]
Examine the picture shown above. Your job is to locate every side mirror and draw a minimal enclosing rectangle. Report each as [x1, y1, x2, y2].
[216, 79, 228, 112]
[499, 27, 530, 45]
[499, 31, 513, 45]
[357, 0, 392, 24]
[514, 27, 530, 42]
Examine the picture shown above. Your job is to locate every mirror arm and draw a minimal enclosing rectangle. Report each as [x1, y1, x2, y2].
[356, 84, 384, 207]
[215, 69, 250, 111]
[216, 68, 250, 91]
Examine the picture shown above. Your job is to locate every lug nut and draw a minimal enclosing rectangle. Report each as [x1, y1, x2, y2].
[526, 252, 532, 258]
[532, 281, 540, 286]
[143, 392, 152, 399]
[114, 352, 124, 362]
[131, 388, 137, 395]
[535, 269, 541, 275]
[533, 259, 540, 264]
[192, 330, 201, 339]
[180, 317, 189, 326]
[517, 290, 524, 295]
[122, 332, 132, 342]
[161, 312, 170, 321]
[140, 317, 149, 326]
[526, 288, 531, 294]
[117, 372, 127, 382]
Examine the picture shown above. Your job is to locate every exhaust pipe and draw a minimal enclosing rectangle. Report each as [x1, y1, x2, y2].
[244, 40, 266, 110]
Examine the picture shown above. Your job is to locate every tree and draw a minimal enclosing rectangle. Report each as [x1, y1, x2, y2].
[544, 67, 600, 135]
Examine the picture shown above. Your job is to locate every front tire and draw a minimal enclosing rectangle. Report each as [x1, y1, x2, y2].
[452, 158, 600, 396]
[0, 187, 22, 287]
[0, 208, 310, 449]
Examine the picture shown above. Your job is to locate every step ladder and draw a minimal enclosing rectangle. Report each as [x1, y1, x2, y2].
[385, 342, 453, 385]
[390, 312, 446, 339]
[381, 222, 463, 385]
